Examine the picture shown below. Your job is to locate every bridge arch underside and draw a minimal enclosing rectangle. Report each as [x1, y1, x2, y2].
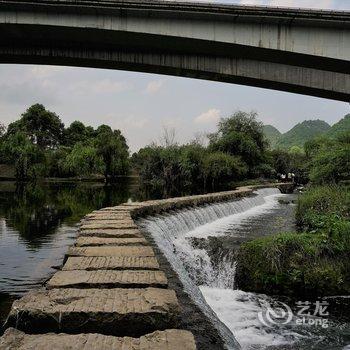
[0, 24, 349, 101]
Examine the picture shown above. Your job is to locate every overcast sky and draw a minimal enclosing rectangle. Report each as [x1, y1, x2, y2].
[0, 0, 349, 152]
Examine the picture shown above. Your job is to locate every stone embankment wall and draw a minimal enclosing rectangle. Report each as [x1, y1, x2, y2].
[0, 183, 292, 350]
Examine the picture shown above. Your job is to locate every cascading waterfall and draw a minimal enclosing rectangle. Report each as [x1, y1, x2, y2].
[138, 188, 283, 349]
[139, 188, 350, 350]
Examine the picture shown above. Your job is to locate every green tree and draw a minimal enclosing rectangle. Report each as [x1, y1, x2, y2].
[64, 121, 94, 146]
[304, 136, 333, 159]
[95, 129, 129, 182]
[203, 152, 247, 190]
[270, 149, 290, 174]
[46, 147, 72, 178]
[309, 133, 350, 184]
[132, 144, 200, 197]
[7, 104, 64, 149]
[209, 111, 268, 175]
[0, 132, 43, 180]
[179, 143, 206, 191]
[64, 143, 103, 177]
[0, 123, 5, 138]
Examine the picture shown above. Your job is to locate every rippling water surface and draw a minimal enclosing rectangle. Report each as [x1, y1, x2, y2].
[0, 180, 140, 324]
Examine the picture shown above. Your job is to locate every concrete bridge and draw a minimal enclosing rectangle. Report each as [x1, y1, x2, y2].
[0, 0, 349, 101]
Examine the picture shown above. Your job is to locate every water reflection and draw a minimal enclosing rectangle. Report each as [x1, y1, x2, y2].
[0, 179, 139, 324]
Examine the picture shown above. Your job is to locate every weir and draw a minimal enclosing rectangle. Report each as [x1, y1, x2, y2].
[0, 183, 292, 350]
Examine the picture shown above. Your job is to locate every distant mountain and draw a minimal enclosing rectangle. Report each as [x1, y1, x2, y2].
[263, 125, 281, 148]
[275, 120, 331, 150]
[327, 114, 350, 139]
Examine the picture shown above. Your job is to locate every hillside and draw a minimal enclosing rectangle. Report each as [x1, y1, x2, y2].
[275, 120, 331, 150]
[327, 114, 350, 138]
[263, 125, 281, 148]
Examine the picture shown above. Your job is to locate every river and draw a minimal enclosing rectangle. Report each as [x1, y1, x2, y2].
[1, 183, 349, 348]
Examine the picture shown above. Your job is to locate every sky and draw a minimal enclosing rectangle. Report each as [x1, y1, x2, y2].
[0, 0, 349, 152]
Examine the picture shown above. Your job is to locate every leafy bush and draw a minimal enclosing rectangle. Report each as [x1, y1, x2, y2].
[296, 185, 349, 231]
[307, 132, 350, 184]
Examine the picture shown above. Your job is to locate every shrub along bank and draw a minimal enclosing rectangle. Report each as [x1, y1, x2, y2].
[235, 185, 350, 297]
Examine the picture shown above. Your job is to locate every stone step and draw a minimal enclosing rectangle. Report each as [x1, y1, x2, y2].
[83, 213, 132, 222]
[80, 221, 137, 230]
[85, 212, 132, 219]
[82, 219, 134, 225]
[47, 270, 168, 289]
[79, 228, 143, 238]
[76, 237, 149, 247]
[6, 288, 180, 336]
[93, 206, 135, 212]
[0, 328, 197, 350]
[62, 256, 160, 271]
[67, 246, 155, 257]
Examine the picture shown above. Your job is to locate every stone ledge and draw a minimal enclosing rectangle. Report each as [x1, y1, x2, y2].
[62, 256, 160, 271]
[0, 328, 197, 350]
[6, 288, 180, 336]
[47, 270, 168, 289]
[78, 228, 144, 238]
[67, 246, 155, 257]
[76, 237, 149, 247]
[80, 221, 137, 230]
[85, 212, 132, 219]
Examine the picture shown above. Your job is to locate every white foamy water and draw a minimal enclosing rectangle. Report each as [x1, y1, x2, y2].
[182, 191, 282, 240]
[138, 188, 349, 350]
[199, 287, 309, 349]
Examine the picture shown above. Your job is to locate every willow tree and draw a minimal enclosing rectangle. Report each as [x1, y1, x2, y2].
[95, 128, 130, 182]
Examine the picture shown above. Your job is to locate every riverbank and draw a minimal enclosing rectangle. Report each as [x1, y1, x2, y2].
[236, 184, 350, 298]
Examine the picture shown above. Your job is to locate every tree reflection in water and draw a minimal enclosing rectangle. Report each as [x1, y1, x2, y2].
[0, 178, 138, 326]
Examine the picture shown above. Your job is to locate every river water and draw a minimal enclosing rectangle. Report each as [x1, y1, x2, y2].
[139, 188, 350, 350]
[0, 179, 140, 325]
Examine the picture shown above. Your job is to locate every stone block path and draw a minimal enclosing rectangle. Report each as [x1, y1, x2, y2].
[1, 198, 199, 349]
[47, 270, 168, 288]
[0, 328, 196, 350]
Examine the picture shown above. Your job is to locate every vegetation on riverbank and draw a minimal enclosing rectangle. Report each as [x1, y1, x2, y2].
[131, 111, 309, 197]
[0, 106, 309, 192]
[0, 104, 129, 182]
[236, 131, 350, 297]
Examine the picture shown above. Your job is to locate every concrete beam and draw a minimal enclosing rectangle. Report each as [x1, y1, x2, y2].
[0, 0, 349, 100]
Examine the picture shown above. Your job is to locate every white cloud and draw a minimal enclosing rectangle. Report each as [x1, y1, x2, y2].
[68, 79, 132, 95]
[145, 80, 164, 94]
[194, 109, 221, 124]
[102, 113, 149, 130]
[30, 66, 69, 79]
